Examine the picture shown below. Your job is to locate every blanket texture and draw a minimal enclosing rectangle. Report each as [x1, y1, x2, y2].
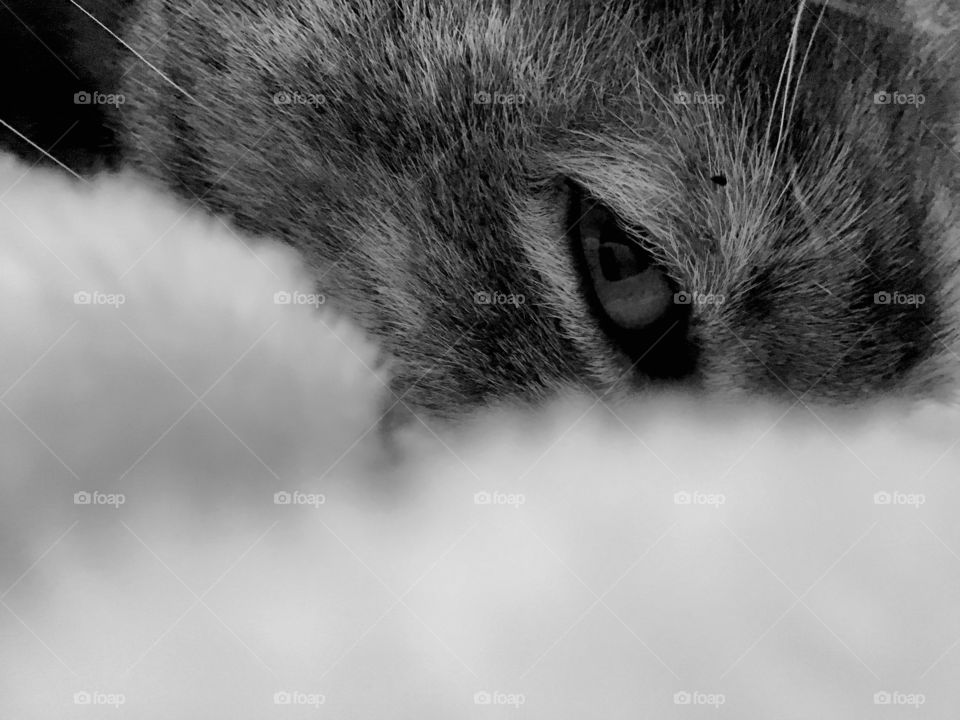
[2, 154, 960, 718]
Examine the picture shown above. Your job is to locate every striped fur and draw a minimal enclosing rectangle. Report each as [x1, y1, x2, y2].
[100, 0, 960, 416]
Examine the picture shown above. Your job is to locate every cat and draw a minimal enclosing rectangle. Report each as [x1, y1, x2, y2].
[3, 0, 959, 419]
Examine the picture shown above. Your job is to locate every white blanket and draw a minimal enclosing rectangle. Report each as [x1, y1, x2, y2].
[2, 153, 959, 718]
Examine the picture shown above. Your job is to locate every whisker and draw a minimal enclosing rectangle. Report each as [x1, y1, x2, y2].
[762, 0, 807, 198]
[0, 118, 84, 182]
[785, 0, 827, 145]
[771, 0, 807, 171]
[68, 0, 210, 112]
[762, 8, 797, 158]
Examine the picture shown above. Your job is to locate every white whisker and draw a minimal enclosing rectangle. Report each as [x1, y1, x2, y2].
[68, 0, 210, 112]
[785, 0, 827, 146]
[0, 118, 84, 182]
[771, 1, 807, 170]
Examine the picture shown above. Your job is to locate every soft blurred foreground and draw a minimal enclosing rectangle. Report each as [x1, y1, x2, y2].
[2, 155, 959, 718]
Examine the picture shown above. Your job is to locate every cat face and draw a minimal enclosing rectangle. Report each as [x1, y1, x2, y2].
[115, 0, 960, 417]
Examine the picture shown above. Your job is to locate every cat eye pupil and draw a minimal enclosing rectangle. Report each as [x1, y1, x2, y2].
[599, 242, 645, 281]
[599, 244, 621, 280]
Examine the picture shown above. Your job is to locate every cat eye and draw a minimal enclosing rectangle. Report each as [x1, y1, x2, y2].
[566, 181, 697, 379]
[572, 192, 673, 331]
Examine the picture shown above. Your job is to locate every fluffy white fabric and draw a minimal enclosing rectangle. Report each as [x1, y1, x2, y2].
[2, 153, 960, 719]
